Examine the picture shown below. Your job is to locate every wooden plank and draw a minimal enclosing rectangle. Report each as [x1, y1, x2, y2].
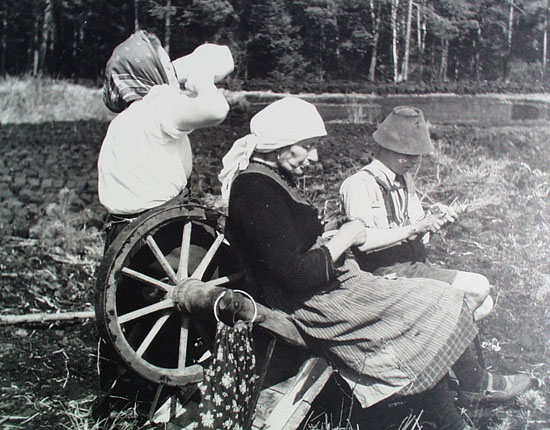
[149, 386, 200, 428]
[255, 357, 333, 430]
[256, 307, 307, 348]
[153, 357, 332, 430]
[149, 395, 186, 425]
[252, 379, 294, 428]
[149, 356, 332, 430]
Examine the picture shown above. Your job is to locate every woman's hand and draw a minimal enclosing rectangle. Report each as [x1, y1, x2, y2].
[192, 44, 234, 83]
[339, 219, 368, 247]
[324, 218, 367, 262]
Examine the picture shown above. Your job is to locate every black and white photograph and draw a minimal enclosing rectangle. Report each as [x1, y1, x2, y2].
[0, 1, 549, 429]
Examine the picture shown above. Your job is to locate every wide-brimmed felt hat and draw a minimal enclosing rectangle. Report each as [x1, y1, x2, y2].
[373, 106, 434, 155]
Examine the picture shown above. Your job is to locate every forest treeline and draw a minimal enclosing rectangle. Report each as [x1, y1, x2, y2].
[1, 0, 549, 93]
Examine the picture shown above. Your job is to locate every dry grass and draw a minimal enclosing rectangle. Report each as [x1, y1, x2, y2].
[29, 188, 103, 261]
[0, 76, 114, 124]
[0, 77, 250, 126]
[60, 395, 148, 430]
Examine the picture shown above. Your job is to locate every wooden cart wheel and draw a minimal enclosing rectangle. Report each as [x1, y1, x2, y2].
[95, 204, 242, 387]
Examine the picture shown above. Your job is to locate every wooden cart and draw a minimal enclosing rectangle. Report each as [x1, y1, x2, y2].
[94, 200, 334, 429]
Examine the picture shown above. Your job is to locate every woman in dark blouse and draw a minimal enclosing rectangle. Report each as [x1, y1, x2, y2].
[219, 97, 523, 430]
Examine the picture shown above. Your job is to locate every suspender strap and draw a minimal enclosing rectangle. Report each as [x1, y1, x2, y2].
[360, 168, 399, 226]
[353, 167, 426, 271]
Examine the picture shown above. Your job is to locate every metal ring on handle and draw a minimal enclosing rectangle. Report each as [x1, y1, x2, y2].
[213, 289, 258, 324]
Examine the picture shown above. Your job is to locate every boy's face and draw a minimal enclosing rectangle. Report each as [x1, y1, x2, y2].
[386, 150, 420, 176]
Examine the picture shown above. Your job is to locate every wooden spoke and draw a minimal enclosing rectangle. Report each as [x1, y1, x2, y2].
[146, 235, 178, 284]
[177, 222, 192, 281]
[178, 314, 190, 369]
[191, 233, 225, 280]
[136, 311, 172, 357]
[121, 267, 173, 293]
[118, 299, 174, 324]
[203, 272, 243, 288]
[98, 204, 241, 386]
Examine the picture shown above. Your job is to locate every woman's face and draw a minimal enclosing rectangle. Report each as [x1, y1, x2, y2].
[277, 137, 319, 176]
[156, 46, 179, 88]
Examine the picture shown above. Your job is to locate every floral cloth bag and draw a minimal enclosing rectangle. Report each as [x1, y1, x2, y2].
[197, 320, 258, 430]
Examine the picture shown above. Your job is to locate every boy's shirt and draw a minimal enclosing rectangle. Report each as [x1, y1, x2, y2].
[339, 159, 428, 244]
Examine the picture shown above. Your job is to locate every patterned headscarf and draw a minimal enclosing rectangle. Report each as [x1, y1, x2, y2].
[103, 30, 170, 113]
[218, 97, 327, 200]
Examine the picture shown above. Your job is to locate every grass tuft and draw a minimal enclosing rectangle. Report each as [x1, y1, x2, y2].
[516, 389, 547, 412]
[60, 395, 147, 430]
[28, 187, 103, 281]
[487, 417, 513, 430]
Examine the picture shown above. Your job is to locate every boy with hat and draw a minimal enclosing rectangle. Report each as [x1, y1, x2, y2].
[339, 106, 531, 403]
[340, 106, 493, 319]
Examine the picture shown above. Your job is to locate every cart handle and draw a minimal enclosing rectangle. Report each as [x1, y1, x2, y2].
[214, 289, 258, 324]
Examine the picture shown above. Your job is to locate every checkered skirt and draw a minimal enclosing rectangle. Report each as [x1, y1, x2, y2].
[263, 257, 477, 406]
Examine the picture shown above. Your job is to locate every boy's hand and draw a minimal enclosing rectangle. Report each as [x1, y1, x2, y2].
[430, 203, 458, 223]
[323, 215, 350, 232]
[416, 213, 447, 233]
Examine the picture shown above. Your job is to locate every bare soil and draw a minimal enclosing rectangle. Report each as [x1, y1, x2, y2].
[0, 119, 549, 429]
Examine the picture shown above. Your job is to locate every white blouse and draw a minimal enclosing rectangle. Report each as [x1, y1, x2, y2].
[98, 85, 192, 214]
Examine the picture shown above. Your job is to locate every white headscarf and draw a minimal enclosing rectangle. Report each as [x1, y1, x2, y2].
[218, 97, 327, 200]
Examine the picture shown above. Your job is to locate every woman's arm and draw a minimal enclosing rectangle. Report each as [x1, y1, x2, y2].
[323, 219, 367, 261]
[159, 80, 230, 131]
[229, 175, 336, 295]
[173, 44, 234, 85]
[160, 43, 234, 131]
